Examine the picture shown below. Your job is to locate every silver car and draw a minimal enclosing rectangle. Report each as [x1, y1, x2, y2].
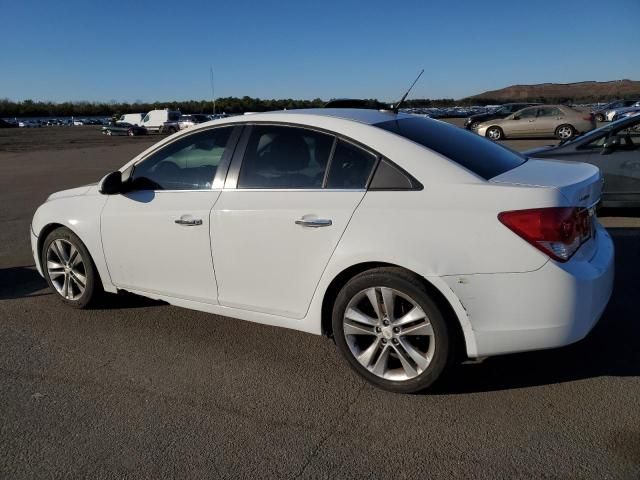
[178, 114, 211, 130]
[476, 105, 595, 141]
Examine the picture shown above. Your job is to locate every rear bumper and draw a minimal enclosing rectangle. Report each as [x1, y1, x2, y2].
[444, 224, 614, 357]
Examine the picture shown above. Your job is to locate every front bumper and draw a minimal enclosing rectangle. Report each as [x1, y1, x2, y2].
[475, 125, 488, 137]
[444, 223, 614, 357]
[30, 225, 44, 277]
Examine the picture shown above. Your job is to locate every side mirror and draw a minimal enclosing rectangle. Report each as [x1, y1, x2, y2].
[601, 135, 621, 155]
[99, 171, 123, 194]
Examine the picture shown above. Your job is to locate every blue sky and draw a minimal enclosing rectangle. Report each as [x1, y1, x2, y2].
[1, 0, 638, 102]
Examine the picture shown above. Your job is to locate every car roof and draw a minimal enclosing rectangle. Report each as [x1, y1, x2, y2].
[227, 108, 412, 126]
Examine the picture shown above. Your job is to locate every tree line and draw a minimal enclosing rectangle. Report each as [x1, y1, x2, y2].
[2, 92, 638, 118]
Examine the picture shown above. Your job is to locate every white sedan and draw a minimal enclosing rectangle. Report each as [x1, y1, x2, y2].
[31, 109, 614, 393]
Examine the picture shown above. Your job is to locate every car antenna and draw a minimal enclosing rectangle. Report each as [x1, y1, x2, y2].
[391, 69, 424, 114]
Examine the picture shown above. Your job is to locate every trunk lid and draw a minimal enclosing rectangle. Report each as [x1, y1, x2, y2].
[490, 158, 602, 208]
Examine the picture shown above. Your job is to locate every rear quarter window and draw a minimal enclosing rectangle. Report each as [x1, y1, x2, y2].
[375, 117, 526, 180]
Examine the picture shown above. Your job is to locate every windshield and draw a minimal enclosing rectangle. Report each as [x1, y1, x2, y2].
[375, 117, 526, 180]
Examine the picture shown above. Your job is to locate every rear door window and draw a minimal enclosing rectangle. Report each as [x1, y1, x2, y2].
[237, 125, 334, 189]
[325, 140, 377, 189]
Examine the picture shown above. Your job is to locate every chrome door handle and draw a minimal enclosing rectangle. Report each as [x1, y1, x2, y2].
[295, 218, 332, 228]
[175, 218, 203, 226]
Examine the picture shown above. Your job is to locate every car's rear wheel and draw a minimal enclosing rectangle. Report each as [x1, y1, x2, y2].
[332, 268, 452, 393]
[486, 126, 503, 141]
[595, 113, 605, 123]
[128, 129, 135, 136]
[42, 227, 102, 308]
[555, 124, 575, 140]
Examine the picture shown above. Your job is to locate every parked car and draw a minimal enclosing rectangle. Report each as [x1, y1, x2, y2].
[18, 120, 40, 128]
[592, 100, 637, 122]
[324, 98, 390, 109]
[31, 109, 613, 393]
[159, 120, 180, 135]
[476, 105, 595, 141]
[117, 113, 145, 126]
[140, 109, 181, 133]
[464, 103, 538, 130]
[0, 118, 17, 128]
[101, 122, 147, 136]
[525, 114, 640, 208]
[607, 101, 640, 122]
[178, 114, 211, 130]
[614, 109, 640, 121]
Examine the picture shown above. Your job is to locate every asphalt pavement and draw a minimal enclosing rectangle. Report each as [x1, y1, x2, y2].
[1, 125, 639, 479]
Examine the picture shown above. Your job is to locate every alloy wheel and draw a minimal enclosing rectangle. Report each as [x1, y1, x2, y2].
[46, 239, 87, 300]
[487, 127, 501, 140]
[557, 126, 574, 139]
[342, 287, 435, 381]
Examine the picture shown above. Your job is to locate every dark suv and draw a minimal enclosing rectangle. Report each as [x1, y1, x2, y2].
[464, 103, 539, 130]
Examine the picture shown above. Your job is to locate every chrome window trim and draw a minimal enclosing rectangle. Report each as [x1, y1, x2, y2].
[224, 122, 382, 191]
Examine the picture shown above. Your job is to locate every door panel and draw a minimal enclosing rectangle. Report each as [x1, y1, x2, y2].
[102, 191, 221, 303]
[508, 108, 538, 136]
[211, 190, 364, 318]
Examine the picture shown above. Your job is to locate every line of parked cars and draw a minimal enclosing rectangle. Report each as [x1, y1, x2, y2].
[102, 110, 229, 136]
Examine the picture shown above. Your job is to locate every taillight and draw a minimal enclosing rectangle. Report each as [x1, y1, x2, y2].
[583, 113, 594, 121]
[498, 207, 592, 262]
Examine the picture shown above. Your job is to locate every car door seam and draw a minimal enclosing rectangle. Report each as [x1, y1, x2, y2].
[302, 190, 369, 319]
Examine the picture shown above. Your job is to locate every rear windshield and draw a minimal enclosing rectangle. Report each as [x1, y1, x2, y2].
[375, 117, 526, 180]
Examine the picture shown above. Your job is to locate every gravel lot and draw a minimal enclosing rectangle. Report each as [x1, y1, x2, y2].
[1, 124, 639, 479]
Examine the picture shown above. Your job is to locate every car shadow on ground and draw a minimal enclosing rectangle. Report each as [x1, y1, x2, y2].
[435, 227, 640, 394]
[2, 228, 638, 392]
[0, 265, 164, 309]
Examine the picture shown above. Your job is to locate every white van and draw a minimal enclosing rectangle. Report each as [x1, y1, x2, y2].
[117, 113, 145, 126]
[140, 109, 181, 133]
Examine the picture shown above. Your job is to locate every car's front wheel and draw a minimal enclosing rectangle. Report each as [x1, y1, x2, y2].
[42, 227, 102, 308]
[486, 126, 503, 141]
[332, 268, 453, 393]
[595, 113, 605, 123]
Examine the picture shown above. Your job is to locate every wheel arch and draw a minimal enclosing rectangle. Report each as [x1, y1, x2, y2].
[485, 125, 504, 139]
[36, 222, 66, 270]
[320, 261, 476, 359]
[35, 221, 114, 293]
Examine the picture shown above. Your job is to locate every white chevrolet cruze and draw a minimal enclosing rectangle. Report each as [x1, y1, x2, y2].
[31, 109, 614, 393]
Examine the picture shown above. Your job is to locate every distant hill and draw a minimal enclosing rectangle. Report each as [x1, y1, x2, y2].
[466, 79, 640, 104]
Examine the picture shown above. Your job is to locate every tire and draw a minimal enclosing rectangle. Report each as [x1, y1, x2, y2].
[41, 227, 102, 308]
[555, 124, 575, 141]
[105, 129, 112, 136]
[128, 129, 135, 136]
[595, 113, 605, 123]
[332, 267, 453, 393]
[485, 126, 503, 141]
[470, 121, 480, 130]
[167, 127, 177, 134]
